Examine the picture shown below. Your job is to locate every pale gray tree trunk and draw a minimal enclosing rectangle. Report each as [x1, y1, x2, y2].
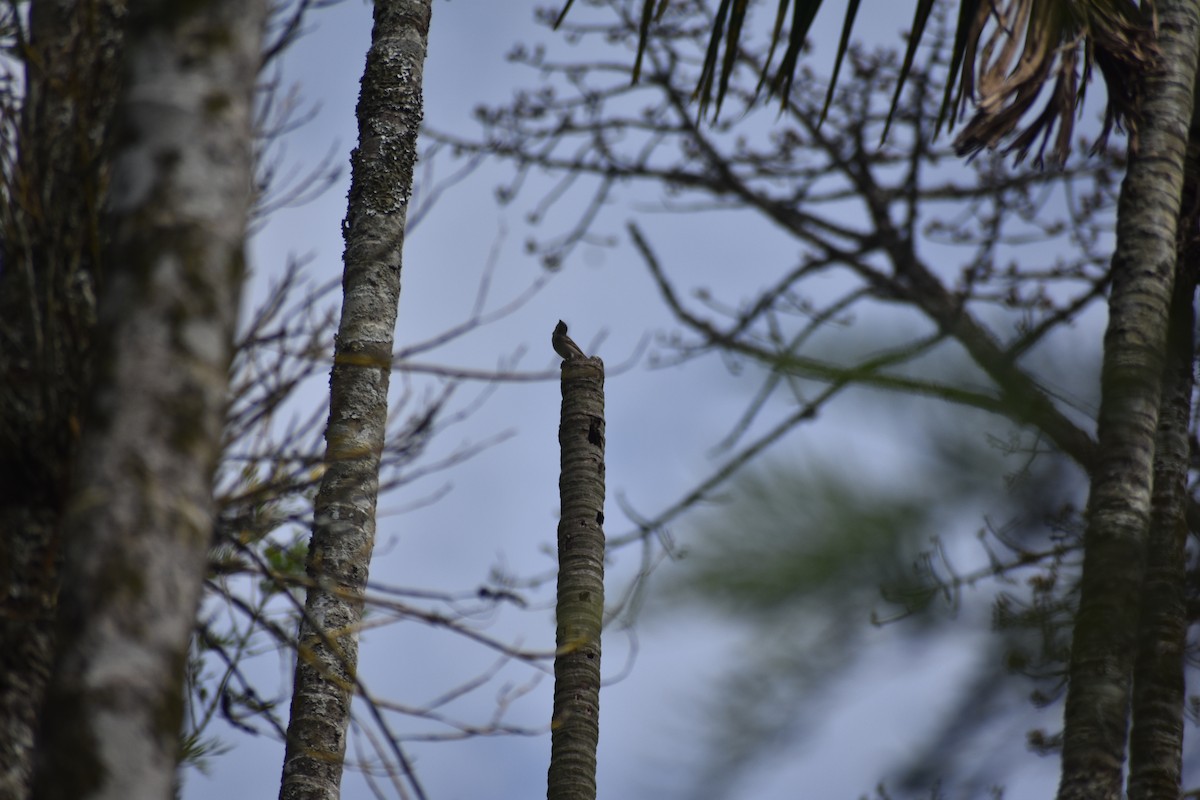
[0, 2, 124, 795]
[547, 355, 606, 800]
[277, 3, 432, 799]
[1057, 3, 1200, 799]
[28, 1, 267, 798]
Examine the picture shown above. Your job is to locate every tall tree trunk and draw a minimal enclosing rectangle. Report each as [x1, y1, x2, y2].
[0, 2, 124, 795]
[1057, 3, 1200, 799]
[29, 1, 267, 797]
[1126, 260, 1194, 800]
[1125, 74, 1200, 800]
[277, 3, 431, 799]
[547, 354, 606, 800]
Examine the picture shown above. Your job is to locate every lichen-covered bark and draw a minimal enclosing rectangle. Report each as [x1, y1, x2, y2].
[0, 4, 124, 795]
[547, 356, 606, 800]
[278, 3, 431, 799]
[28, 1, 266, 798]
[1056, 3, 1200, 799]
[1125, 88, 1200, 800]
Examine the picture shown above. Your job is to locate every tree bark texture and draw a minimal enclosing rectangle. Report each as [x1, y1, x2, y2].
[1125, 81, 1200, 800]
[0, 3, 125, 794]
[547, 356, 606, 800]
[1126, 263, 1194, 800]
[1057, 3, 1200, 799]
[278, 3, 431, 799]
[28, 1, 266, 798]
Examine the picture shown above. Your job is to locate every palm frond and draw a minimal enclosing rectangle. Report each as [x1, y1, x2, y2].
[953, 0, 1157, 164]
[556, 0, 1159, 165]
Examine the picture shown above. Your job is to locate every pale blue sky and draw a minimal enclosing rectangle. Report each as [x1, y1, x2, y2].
[183, 2, 1114, 798]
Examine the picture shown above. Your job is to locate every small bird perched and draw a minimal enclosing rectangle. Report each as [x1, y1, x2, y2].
[552, 320, 587, 360]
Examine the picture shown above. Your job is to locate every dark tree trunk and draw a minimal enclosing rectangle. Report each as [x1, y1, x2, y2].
[0, 2, 125, 795]
[1057, 2, 1200, 799]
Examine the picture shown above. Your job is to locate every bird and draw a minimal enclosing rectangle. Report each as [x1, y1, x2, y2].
[552, 320, 587, 361]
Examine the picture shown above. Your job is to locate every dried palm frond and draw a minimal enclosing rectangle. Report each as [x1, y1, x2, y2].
[952, 0, 1157, 165]
[556, 0, 1159, 166]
